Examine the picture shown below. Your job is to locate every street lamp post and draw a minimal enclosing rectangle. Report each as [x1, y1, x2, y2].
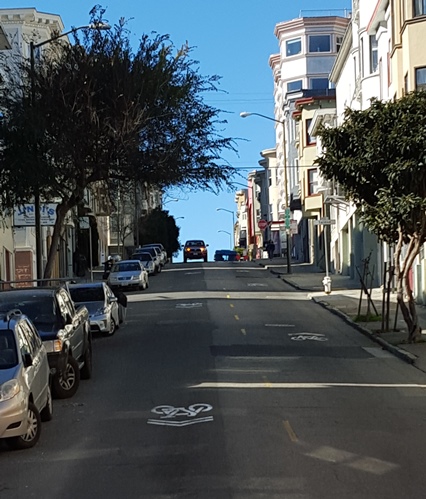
[218, 230, 232, 250]
[216, 208, 235, 249]
[240, 111, 291, 274]
[30, 22, 110, 281]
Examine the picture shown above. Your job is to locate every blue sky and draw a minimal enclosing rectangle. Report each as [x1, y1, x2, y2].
[4, 1, 350, 258]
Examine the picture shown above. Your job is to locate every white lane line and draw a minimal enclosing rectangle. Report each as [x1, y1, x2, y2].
[191, 382, 426, 389]
[265, 324, 295, 327]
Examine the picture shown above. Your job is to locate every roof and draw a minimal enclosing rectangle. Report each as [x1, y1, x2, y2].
[0, 287, 57, 298]
[68, 282, 104, 289]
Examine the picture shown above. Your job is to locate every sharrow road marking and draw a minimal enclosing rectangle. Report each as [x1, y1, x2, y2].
[234, 315, 240, 321]
[148, 404, 213, 427]
[241, 328, 247, 336]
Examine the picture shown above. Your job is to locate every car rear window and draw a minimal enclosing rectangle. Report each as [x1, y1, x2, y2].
[70, 287, 105, 303]
[132, 253, 151, 261]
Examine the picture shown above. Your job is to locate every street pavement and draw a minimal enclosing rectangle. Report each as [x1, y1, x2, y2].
[258, 257, 426, 373]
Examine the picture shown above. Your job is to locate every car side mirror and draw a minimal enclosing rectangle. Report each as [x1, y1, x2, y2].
[23, 353, 33, 368]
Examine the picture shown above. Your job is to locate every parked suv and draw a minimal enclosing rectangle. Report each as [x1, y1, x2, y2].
[0, 310, 52, 449]
[0, 287, 92, 399]
[183, 240, 208, 262]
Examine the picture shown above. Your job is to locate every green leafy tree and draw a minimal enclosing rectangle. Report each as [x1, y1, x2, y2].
[0, 7, 236, 279]
[138, 208, 181, 258]
[315, 92, 426, 342]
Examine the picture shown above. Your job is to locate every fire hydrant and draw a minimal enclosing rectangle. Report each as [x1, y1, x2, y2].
[322, 275, 332, 294]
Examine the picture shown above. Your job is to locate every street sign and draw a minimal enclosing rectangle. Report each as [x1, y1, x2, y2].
[314, 218, 336, 226]
[258, 219, 268, 230]
[285, 208, 291, 229]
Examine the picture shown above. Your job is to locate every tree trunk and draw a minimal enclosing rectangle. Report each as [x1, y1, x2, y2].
[394, 229, 422, 343]
[43, 202, 71, 280]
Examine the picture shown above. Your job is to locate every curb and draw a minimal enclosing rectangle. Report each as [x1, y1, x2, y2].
[264, 263, 419, 367]
[309, 295, 417, 365]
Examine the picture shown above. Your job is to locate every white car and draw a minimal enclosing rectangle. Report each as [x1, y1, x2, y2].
[141, 244, 168, 266]
[107, 260, 149, 291]
[69, 282, 120, 337]
[131, 252, 156, 275]
[0, 310, 52, 450]
[134, 247, 161, 274]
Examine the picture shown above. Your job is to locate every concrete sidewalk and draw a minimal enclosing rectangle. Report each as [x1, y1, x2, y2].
[258, 258, 426, 373]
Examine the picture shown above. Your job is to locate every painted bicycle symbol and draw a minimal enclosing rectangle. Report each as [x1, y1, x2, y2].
[148, 403, 214, 427]
[289, 333, 328, 342]
[152, 403, 213, 419]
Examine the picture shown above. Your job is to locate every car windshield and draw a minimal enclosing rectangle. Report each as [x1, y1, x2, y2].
[112, 262, 141, 272]
[0, 330, 18, 369]
[132, 253, 151, 261]
[69, 287, 105, 303]
[0, 296, 57, 325]
[186, 241, 205, 247]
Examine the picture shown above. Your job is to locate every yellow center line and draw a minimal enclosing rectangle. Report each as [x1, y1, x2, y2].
[283, 420, 298, 442]
[234, 315, 240, 321]
[241, 328, 246, 336]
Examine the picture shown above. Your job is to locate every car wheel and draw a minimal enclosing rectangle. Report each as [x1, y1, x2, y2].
[40, 385, 53, 422]
[145, 278, 149, 289]
[80, 341, 93, 379]
[103, 317, 116, 337]
[183, 257, 187, 263]
[204, 256, 208, 262]
[52, 356, 80, 399]
[7, 402, 41, 450]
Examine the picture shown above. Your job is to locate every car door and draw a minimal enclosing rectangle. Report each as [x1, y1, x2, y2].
[21, 320, 49, 411]
[57, 290, 83, 360]
[16, 321, 42, 409]
[105, 284, 119, 325]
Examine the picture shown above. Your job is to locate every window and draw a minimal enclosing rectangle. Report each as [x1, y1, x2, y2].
[310, 78, 329, 90]
[416, 67, 426, 91]
[286, 38, 301, 56]
[308, 169, 318, 196]
[404, 72, 409, 95]
[309, 35, 331, 53]
[360, 38, 364, 77]
[370, 35, 378, 73]
[287, 79, 302, 92]
[414, 0, 426, 16]
[305, 118, 316, 146]
[336, 36, 343, 52]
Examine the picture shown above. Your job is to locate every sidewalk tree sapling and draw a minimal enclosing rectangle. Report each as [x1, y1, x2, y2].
[315, 92, 426, 343]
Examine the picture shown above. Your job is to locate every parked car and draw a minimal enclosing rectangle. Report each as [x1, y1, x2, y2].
[133, 247, 161, 274]
[131, 252, 156, 275]
[0, 287, 92, 399]
[69, 282, 120, 337]
[107, 260, 149, 290]
[0, 309, 52, 449]
[183, 240, 208, 262]
[141, 244, 168, 266]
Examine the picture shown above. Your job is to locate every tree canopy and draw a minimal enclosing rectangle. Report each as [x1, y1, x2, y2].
[315, 91, 426, 341]
[0, 6, 236, 277]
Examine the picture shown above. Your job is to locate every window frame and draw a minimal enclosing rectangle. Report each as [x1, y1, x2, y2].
[413, 0, 426, 17]
[308, 34, 331, 53]
[305, 118, 316, 147]
[286, 37, 302, 57]
[369, 35, 378, 74]
[415, 66, 426, 91]
[287, 79, 303, 92]
[307, 168, 318, 196]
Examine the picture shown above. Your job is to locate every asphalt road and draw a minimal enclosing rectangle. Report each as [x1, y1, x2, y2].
[2, 261, 426, 498]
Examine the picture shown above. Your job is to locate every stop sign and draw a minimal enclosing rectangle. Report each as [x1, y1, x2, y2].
[258, 219, 268, 230]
